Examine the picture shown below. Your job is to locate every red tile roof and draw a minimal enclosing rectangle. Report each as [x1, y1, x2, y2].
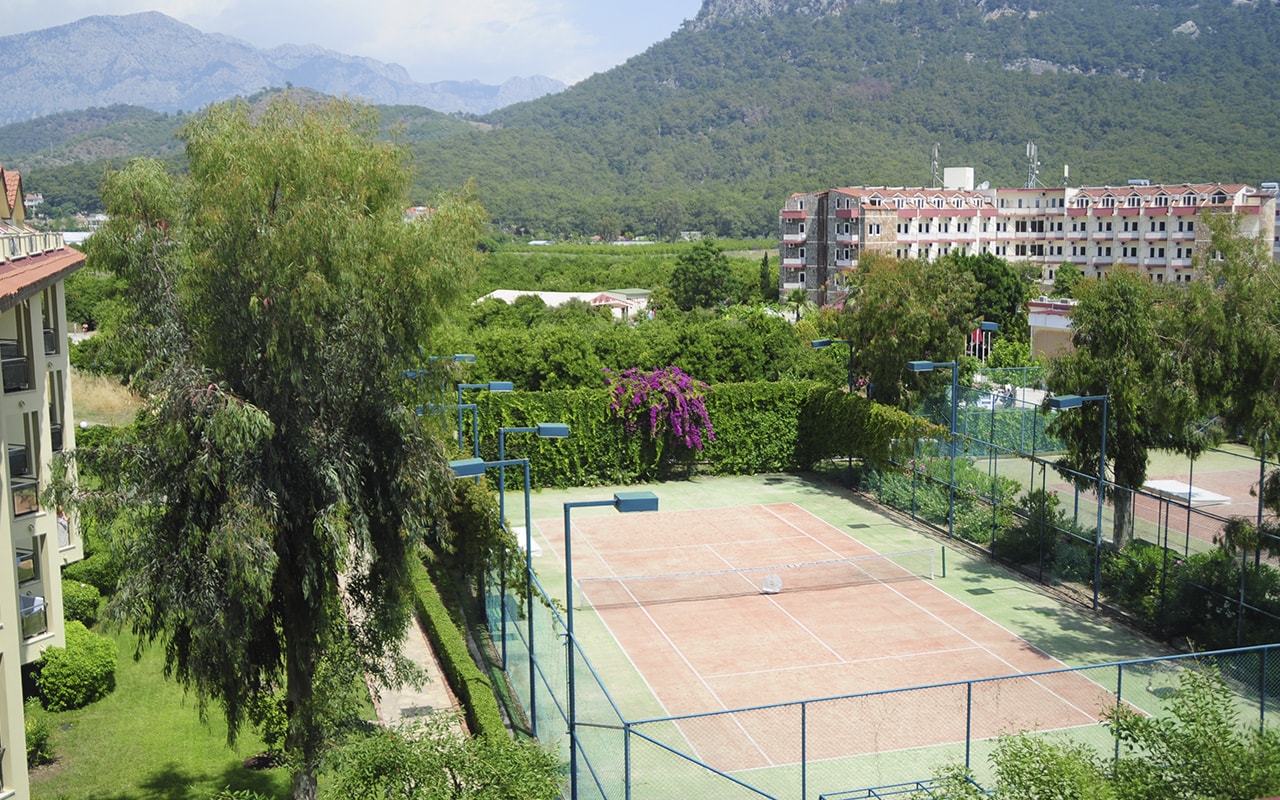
[3, 169, 20, 218]
[0, 246, 86, 314]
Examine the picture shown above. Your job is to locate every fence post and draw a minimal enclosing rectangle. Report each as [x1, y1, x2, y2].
[1114, 664, 1124, 762]
[965, 681, 973, 771]
[801, 701, 808, 800]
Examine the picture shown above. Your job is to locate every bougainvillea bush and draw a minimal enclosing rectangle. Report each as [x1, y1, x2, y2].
[604, 366, 714, 477]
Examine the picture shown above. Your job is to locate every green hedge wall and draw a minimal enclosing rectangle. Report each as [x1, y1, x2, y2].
[469, 381, 931, 489]
[406, 556, 507, 737]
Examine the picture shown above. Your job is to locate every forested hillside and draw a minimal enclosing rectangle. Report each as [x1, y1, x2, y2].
[7, 0, 1280, 235]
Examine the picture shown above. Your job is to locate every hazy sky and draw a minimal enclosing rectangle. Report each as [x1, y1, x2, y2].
[6, 1, 705, 84]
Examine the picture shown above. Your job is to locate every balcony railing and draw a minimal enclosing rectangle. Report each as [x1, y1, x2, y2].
[1, 339, 28, 393]
[20, 593, 47, 639]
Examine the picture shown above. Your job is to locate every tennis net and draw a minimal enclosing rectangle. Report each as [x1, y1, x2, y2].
[576, 548, 936, 610]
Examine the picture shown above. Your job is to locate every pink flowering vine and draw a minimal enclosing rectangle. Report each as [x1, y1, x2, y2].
[603, 366, 715, 451]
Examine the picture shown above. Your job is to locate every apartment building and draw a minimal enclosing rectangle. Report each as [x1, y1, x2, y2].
[0, 164, 85, 799]
[779, 177, 1278, 306]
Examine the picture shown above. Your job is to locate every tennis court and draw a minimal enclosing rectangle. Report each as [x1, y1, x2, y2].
[538, 502, 1113, 772]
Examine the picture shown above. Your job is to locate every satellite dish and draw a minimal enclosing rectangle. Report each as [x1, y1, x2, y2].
[977, 181, 990, 190]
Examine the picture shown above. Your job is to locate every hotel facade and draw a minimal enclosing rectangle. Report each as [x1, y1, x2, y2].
[779, 175, 1278, 307]
[0, 164, 85, 799]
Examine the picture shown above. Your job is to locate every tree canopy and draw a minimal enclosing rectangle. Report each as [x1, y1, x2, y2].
[80, 95, 487, 799]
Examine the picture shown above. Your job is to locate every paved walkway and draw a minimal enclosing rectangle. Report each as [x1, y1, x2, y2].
[371, 616, 465, 730]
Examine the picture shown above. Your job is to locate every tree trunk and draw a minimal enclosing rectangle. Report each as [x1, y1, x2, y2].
[1111, 486, 1133, 551]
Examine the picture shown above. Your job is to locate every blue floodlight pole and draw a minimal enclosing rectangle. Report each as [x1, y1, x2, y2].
[457, 381, 515, 455]
[908, 359, 960, 538]
[448, 456, 534, 716]
[1047, 393, 1108, 610]
[405, 353, 475, 411]
[565, 491, 659, 800]
[498, 422, 570, 731]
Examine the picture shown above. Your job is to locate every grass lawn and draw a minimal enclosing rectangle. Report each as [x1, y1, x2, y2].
[29, 626, 291, 800]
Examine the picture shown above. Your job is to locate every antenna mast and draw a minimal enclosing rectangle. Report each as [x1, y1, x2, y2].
[1025, 142, 1041, 189]
[931, 143, 940, 188]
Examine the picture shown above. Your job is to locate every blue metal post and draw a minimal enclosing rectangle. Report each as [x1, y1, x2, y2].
[564, 492, 659, 800]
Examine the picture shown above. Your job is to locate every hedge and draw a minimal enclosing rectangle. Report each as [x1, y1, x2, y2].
[36, 620, 117, 711]
[473, 381, 931, 489]
[61, 579, 102, 626]
[406, 556, 506, 737]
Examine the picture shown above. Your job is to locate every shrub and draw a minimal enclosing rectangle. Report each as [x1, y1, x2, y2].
[36, 621, 117, 711]
[24, 698, 53, 767]
[62, 550, 120, 595]
[61, 579, 101, 626]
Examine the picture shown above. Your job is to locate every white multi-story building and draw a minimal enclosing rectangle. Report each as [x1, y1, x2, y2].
[780, 178, 1278, 307]
[0, 164, 85, 799]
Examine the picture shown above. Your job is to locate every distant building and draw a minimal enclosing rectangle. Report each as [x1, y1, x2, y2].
[1027, 296, 1079, 360]
[22, 194, 42, 214]
[476, 289, 652, 321]
[0, 164, 86, 799]
[779, 178, 1277, 306]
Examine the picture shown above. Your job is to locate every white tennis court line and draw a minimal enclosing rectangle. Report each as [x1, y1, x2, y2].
[761, 503, 1102, 722]
[567, 516, 778, 767]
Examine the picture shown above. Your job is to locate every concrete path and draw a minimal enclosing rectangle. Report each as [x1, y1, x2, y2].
[371, 617, 465, 730]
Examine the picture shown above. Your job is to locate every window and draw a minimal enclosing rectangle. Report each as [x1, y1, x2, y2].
[1016, 220, 1028, 233]
[798, 247, 806, 259]
[798, 272, 805, 284]
[1127, 195, 1141, 207]
[798, 223, 805, 235]
[1029, 244, 1045, 256]
[1151, 220, 1166, 232]
[1154, 194, 1169, 207]
[1015, 244, 1028, 256]
[1101, 197, 1116, 208]
[797, 200, 804, 210]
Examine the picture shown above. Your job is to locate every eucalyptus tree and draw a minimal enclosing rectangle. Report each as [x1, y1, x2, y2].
[1045, 269, 1207, 550]
[82, 96, 486, 799]
[842, 254, 979, 407]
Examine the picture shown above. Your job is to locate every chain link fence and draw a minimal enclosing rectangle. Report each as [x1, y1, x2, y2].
[486, 566, 1280, 798]
[856, 385, 1280, 649]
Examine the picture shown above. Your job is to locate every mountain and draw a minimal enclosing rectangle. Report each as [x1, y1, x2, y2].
[0, 12, 565, 124]
[6, 0, 1280, 238]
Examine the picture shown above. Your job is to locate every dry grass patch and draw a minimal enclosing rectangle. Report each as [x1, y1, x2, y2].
[72, 370, 141, 427]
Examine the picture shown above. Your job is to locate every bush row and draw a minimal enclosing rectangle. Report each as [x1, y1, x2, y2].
[867, 461, 1280, 649]
[406, 556, 506, 737]
[469, 381, 931, 489]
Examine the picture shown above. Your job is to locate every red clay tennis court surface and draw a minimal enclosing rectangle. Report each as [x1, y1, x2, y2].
[540, 503, 1114, 771]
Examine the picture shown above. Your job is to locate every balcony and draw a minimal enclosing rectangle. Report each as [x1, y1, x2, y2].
[781, 257, 805, 267]
[20, 593, 47, 639]
[12, 478, 38, 517]
[835, 233, 858, 244]
[1, 339, 28, 393]
[782, 232, 807, 244]
[781, 209, 807, 220]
